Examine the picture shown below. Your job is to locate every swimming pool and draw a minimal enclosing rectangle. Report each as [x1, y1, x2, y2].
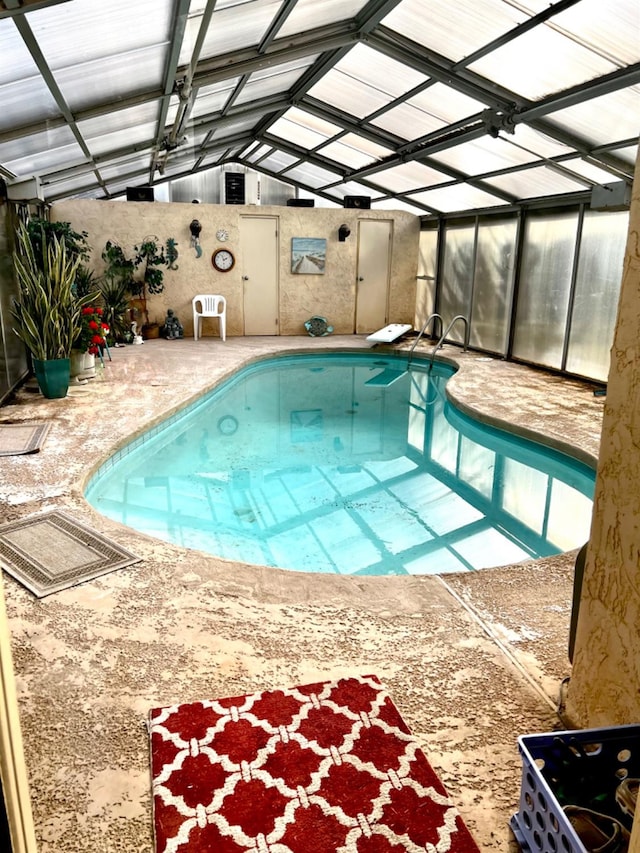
[86, 352, 595, 576]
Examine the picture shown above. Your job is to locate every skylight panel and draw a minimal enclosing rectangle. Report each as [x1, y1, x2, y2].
[381, 0, 527, 61]
[328, 181, 383, 200]
[332, 43, 427, 95]
[0, 75, 60, 132]
[307, 43, 427, 119]
[545, 87, 640, 148]
[550, 0, 640, 66]
[372, 102, 446, 140]
[278, 0, 368, 37]
[431, 134, 542, 176]
[189, 80, 241, 120]
[407, 183, 505, 212]
[4, 141, 86, 178]
[469, 26, 618, 100]
[408, 83, 485, 124]
[0, 18, 40, 85]
[483, 165, 590, 199]
[181, 0, 283, 65]
[269, 115, 340, 149]
[80, 103, 160, 136]
[81, 121, 157, 158]
[318, 134, 393, 169]
[54, 45, 167, 112]
[282, 162, 343, 188]
[235, 63, 314, 105]
[258, 150, 300, 171]
[373, 162, 450, 193]
[246, 144, 273, 162]
[27, 0, 172, 68]
[559, 158, 625, 185]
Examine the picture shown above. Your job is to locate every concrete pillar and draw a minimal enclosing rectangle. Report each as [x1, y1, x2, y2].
[565, 153, 640, 727]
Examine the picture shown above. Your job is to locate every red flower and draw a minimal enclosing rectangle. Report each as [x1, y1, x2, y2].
[91, 334, 104, 344]
[88, 320, 99, 330]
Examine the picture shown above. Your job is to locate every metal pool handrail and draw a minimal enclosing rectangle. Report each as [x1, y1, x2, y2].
[407, 313, 443, 368]
[428, 314, 470, 370]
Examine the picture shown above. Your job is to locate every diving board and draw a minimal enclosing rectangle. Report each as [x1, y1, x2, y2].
[366, 323, 412, 344]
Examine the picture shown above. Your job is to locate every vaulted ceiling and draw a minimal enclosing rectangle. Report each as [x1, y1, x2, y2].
[1, 0, 639, 215]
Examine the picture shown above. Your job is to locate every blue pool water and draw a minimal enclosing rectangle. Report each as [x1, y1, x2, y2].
[86, 352, 595, 576]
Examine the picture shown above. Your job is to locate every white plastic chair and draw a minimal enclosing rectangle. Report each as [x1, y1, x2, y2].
[192, 294, 226, 341]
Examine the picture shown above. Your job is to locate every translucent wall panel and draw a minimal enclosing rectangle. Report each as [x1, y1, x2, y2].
[470, 216, 518, 354]
[512, 210, 579, 369]
[565, 209, 628, 381]
[439, 222, 475, 343]
[416, 228, 438, 326]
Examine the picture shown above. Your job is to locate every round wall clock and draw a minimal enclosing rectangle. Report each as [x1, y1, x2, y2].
[212, 248, 235, 272]
[216, 228, 229, 242]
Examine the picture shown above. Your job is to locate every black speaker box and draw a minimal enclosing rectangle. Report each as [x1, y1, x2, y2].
[126, 185, 155, 202]
[344, 195, 371, 209]
[286, 198, 315, 207]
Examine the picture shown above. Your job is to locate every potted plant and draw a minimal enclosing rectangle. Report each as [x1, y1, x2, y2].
[133, 236, 166, 338]
[11, 223, 96, 398]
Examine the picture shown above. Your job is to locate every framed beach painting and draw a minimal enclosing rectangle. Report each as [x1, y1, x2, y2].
[291, 238, 326, 274]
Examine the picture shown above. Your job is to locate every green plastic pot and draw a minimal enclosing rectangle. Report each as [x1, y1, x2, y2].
[33, 357, 70, 399]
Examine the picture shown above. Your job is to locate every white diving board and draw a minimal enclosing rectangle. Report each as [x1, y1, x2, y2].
[366, 323, 412, 344]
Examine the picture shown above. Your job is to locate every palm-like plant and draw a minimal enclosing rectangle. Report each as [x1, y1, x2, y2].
[11, 223, 97, 361]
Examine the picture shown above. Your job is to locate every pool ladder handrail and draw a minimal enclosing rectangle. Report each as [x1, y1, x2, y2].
[407, 313, 443, 369]
[427, 314, 470, 370]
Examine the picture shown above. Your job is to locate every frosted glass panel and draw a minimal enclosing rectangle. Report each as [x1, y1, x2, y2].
[512, 211, 578, 369]
[416, 228, 438, 324]
[565, 209, 628, 381]
[439, 223, 475, 343]
[470, 217, 517, 354]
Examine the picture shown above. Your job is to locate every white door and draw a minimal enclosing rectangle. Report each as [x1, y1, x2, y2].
[240, 215, 279, 335]
[355, 219, 392, 333]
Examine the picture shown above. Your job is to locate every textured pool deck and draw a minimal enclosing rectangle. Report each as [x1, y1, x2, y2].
[0, 335, 605, 852]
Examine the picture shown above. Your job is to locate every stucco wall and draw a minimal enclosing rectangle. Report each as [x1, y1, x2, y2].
[565, 154, 640, 728]
[51, 200, 419, 338]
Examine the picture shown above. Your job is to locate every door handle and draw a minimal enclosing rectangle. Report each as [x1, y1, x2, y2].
[242, 275, 249, 280]
[358, 276, 364, 281]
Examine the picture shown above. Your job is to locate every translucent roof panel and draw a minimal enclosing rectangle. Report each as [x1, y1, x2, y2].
[4, 139, 87, 178]
[469, 26, 619, 100]
[328, 181, 384, 200]
[234, 58, 318, 106]
[188, 81, 241, 120]
[278, 0, 368, 37]
[408, 83, 486, 125]
[0, 0, 636, 208]
[373, 162, 452, 193]
[180, 0, 282, 65]
[381, 0, 528, 61]
[27, 0, 172, 68]
[408, 184, 506, 213]
[318, 134, 393, 170]
[546, 88, 640, 148]
[551, 0, 640, 66]
[268, 112, 342, 150]
[483, 165, 591, 199]
[258, 150, 301, 172]
[430, 135, 544, 177]
[372, 102, 445, 141]
[246, 144, 274, 163]
[307, 44, 427, 119]
[282, 162, 343, 188]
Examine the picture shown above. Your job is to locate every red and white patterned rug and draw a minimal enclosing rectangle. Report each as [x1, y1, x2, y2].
[149, 674, 480, 852]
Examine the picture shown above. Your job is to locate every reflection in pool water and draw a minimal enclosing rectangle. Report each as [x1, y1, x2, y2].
[86, 353, 595, 576]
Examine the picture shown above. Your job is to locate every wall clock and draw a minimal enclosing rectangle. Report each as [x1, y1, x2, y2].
[216, 228, 229, 242]
[212, 248, 235, 272]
